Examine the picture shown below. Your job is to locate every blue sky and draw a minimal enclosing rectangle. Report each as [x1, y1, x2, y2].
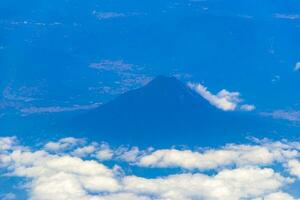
[1, 0, 300, 112]
[1, 0, 300, 199]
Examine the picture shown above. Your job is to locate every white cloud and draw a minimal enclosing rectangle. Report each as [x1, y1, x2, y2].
[124, 168, 291, 200]
[286, 159, 300, 179]
[295, 62, 300, 71]
[138, 141, 298, 170]
[188, 82, 239, 111]
[7, 150, 120, 198]
[1, 137, 300, 200]
[116, 147, 142, 162]
[240, 104, 256, 111]
[188, 82, 255, 111]
[0, 137, 17, 151]
[263, 192, 296, 200]
[44, 137, 85, 152]
[92, 11, 141, 20]
[72, 144, 97, 157]
[96, 143, 114, 161]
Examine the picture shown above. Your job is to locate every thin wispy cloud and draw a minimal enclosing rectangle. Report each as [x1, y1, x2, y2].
[0, 20, 63, 27]
[1, 193, 16, 200]
[20, 103, 101, 115]
[92, 11, 127, 20]
[88, 75, 152, 95]
[117, 73, 152, 88]
[272, 75, 281, 83]
[92, 11, 141, 20]
[274, 13, 300, 20]
[261, 110, 300, 122]
[88, 85, 129, 95]
[2, 85, 39, 103]
[0, 136, 300, 200]
[295, 62, 300, 71]
[237, 14, 254, 19]
[188, 82, 255, 111]
[0, 85, 102, 116]
[89, 60, 134, 72]
[0, 85, 40, 112]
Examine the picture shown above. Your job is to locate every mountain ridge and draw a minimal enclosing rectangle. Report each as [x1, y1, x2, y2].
[73, 76, 281, 147]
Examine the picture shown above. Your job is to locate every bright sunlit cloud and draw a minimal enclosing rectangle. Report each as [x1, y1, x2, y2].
[188, 82, 255, 111]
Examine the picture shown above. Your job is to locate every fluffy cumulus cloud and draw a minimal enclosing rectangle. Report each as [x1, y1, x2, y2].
[1, 137, 300, 200]
[123, 168, 291, 200]
[0, 136, 17, 151]
[287, 159, 300, 179]
[95, 143, 114, 161]
[188, 83, 255, 111]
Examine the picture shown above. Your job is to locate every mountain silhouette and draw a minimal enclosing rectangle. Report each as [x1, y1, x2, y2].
[74, 76, 284, 147]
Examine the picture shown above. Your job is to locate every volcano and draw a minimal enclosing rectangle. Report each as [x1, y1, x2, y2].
[75, 76, 281, 147]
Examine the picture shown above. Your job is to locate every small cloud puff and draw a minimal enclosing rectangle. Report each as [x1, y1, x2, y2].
[44, 137, 85, 152]
[240, 104, 256, 111]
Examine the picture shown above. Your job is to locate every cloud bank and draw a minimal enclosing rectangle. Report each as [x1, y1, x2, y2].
[1, 137, 300, 200]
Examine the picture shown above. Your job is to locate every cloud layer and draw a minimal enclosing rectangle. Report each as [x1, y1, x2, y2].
[1, 137, 300, 200]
